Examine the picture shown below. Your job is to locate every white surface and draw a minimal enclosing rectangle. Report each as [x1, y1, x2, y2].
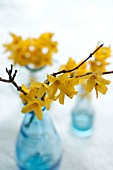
[0, 1, 113, 170]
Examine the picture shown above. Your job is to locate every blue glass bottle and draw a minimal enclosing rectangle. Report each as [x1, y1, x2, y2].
[71, 86, 94, 137]
[16, 108, 62, 170]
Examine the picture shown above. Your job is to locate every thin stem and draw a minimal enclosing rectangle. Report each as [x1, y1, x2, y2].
[74, 70, 113, 79]
[52, 44, 104, 77]
[75, 72, 92, 78]
[102, 71, 113, 75]
[25, 113, 35, 127]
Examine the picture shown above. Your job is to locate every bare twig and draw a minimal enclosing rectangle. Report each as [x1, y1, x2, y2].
[74, 70, 113, 79]
[102, 71, 113, 75]
[52, 43, 104, 77]
[75, 72, 92, 78]
[0, 65, 27, 95]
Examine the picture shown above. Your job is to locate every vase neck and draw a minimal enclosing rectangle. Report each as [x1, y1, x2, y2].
[23, 108, 52, 130]
[77, 85, 91, 103]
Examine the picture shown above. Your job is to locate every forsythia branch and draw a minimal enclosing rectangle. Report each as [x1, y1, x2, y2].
[0, 65, 27, 95]
[75, 70, 113, 78]
[102, 71, 113, 75]
[0, 44, 112, 98]
[0, 43, 112, 121]
[52, 43, 104, 77]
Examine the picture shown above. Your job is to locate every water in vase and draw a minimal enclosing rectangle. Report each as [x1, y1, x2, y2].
[71, 86, 94, 137]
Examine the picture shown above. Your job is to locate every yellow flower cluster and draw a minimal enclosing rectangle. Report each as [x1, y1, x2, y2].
[59, 44, 111, 98]
[4, 32, 58, 68]
[17, 43, 112, 120]
[20, 73, 79, 120]
[0, 32, 112, 121]
[89, 44, 111, 72]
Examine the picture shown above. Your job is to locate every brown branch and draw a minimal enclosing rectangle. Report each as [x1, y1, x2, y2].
[0, 65, 27, 95]
[102, 71, 113, 75]
[75, 72, 92, 78]
[52, 43, 104, 77]
[1, 44, 111, 98]
[74, 70, 113, 79]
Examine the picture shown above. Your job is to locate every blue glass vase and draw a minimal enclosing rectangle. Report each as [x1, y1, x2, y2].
[16, 108, 62, 170]
[71, 87, 94, 137]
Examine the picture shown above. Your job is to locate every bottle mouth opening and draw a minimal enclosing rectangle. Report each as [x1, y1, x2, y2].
[25, 65, 45, 72]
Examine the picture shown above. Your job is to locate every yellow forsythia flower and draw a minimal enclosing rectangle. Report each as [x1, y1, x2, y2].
[89, 44, 111, 72]
[21, 88, 45, 120]
[43, 95, 52, 110]
[22, 100, 45, 120]
[89, 60, 109, 72]
[47, 73, 78, 104]
[20, 84, 29, 103]
[4, 32, 58, 68]
[94, 45, 111, 60]
[30, 81, 49, 98]
[82, 71, 111, 98]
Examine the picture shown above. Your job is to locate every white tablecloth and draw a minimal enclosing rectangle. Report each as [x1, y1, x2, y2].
[0, 1, 113, 170]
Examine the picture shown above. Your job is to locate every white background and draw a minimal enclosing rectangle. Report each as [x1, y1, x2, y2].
[0, 0, 113, 169]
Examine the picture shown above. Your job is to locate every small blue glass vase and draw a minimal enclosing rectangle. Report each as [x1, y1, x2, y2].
[16, 108, 62, 170]
[71, 87, 94, 137]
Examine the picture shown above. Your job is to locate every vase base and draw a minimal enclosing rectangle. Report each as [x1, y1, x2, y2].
[71, 125, 93, 138]
[17, 157, 61, 170]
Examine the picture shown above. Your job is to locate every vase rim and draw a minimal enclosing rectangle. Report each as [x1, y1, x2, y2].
[29, 106, 46, 115]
